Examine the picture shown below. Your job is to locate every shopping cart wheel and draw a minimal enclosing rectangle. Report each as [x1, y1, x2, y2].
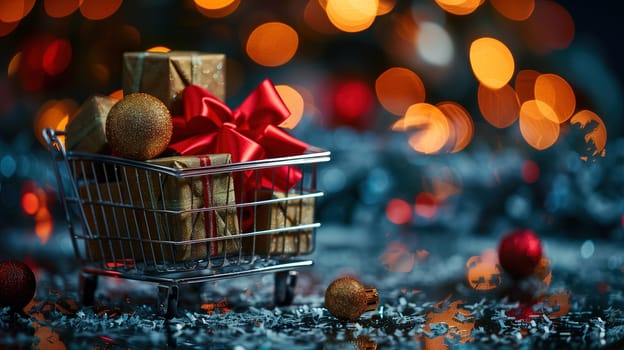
[79, 272, 98, 306]
[158, 284, 179, 319]
[274, 271, 298, 306]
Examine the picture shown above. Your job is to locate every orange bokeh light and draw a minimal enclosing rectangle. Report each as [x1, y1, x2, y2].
[80, 0, 123, 20]
[490, 0, 534, 21]
[534, 73, 576, 123]
[394, 103, 451, 154]
[325, 0, 378, 33]
[386, 198, 413, 225]
[514, 69, 540, 104]
[304, 0, 339, 34]
[246, 22, 298, 67]
[275, 85, 304, 129]
[34, 99, 78, 147]
[0, 0, 35, 23]
[21, 181, 55, 244]
[56, 116, 69, 135]
[469, 37, 515, 89]
[0, 18, 19, 37]
[195, 0, 239, 18]
[522, 0, 574, 53]
[570, 110, 607, 158]
[147, 46, 171, 53]
[44, 0, 81, 18]
[478, 83, 520, 128]
[7, 52, 21, 76]
[407, 124, 449, 155]
[437, 101, 474, 153]
[35, 207, 53, 244]
[375, 67, 426, 116]
[377, 0, 396, 15]
[434, 0, 483, 16]
[379, 241, 416, 272]
[42, 39, 72, 76]
[519, 100, 560, 150]
[194, 0, 234, 10]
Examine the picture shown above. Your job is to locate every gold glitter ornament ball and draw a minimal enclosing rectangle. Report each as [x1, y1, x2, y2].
[106, 93, 173, 160]
[324, 276, 379, 321]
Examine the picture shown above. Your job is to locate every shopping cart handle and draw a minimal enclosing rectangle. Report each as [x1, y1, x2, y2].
[42, 128, 67, 155]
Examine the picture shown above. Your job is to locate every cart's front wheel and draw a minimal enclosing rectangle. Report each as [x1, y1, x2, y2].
[274, 271, 298, 306]
[79, 272, 98, 306]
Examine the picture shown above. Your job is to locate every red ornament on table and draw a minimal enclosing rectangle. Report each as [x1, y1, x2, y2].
[497, 228, 543, 279]
[0, 260, 37, 311]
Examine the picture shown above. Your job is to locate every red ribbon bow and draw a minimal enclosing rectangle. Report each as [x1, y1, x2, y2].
[168, 79, 308, 192]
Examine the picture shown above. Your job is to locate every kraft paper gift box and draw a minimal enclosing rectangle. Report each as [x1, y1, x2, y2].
[79, 154, 239, 267]
[65, 95, 117, 154]
[242, 190, 315, 256]
[122, 51, 226, 115]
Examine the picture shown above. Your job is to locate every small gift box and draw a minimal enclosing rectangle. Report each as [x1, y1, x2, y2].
[242, 190, 315, 256]
[122, 51, 225, 115]
[65, 95, 117, 154]
[79, 154, 239, 267]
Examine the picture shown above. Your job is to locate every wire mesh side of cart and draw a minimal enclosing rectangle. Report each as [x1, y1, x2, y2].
[43, 128, 331, 275]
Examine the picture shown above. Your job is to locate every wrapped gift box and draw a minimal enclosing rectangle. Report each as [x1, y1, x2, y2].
[65, 95, 117, 154]
[242, 190, 315, 256]
[122, 51, 225, 115]
[79, 154, 239, 267]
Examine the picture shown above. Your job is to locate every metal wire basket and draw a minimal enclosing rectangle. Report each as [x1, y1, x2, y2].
[43, 128, 330, 317]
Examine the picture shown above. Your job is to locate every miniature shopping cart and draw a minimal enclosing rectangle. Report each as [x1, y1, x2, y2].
[43, 128, 330, 317]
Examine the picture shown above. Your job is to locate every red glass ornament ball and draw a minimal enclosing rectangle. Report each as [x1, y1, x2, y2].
[498, 229, 543, 279]
[0, 260, 37, 310]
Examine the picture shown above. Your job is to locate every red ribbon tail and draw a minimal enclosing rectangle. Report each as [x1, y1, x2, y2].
[199, 156, 218, 256]
[259, 166, 303, 193]
[251, 124, 309, 158]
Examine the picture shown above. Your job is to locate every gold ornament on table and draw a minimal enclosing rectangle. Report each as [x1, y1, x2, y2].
[324, 276, 379, 321]
[105, 93, 173, 161]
